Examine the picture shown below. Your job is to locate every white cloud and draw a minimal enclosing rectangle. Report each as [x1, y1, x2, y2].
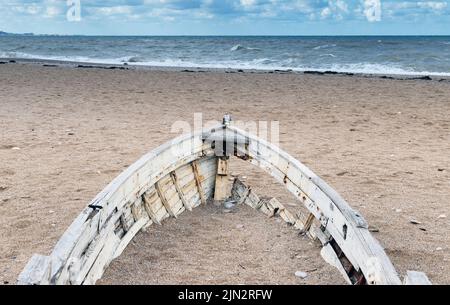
[417, 1, 448, 10]
[240, 0, 257, 8]
[95, 6, 133, 16]
[321, 7, 331, 19]
[320, 0, 349, 20]
[45, 6, 60, 18]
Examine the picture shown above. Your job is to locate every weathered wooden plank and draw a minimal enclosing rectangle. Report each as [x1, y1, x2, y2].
[112, 217, 149, 260]
[403, 271, 432, 285]
[191, 160, 206, 205]
[142, 193, 161, 225]
[302, 213, 315, 233]
[214, 158, 228, 201]
[320, 244, 352, 284]
[17, 255, 51, 285]
[170, 171, 192, 211]
[82, 230, 121, 285]
[155, 180, 177, 218]
[228, 125, 402, 284]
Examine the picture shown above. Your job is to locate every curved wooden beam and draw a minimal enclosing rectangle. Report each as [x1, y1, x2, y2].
[18, 117, 430, 285]
[18, 124, 222, 285]
[210, 124, 402, 285]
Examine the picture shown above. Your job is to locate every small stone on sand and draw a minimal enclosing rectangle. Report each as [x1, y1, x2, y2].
[438, 214, 446, 219]
[410, 219, 421, 225]
[295, 271, 308, 279]
[224, 200, 236, 209]
[236, 224, 244, 229]
[369, 225, 379, 233]
[11, 147, 20, 150]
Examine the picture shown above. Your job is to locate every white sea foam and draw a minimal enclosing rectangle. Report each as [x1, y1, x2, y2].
[2, 51, 450, 77]
[313, 44, 336, 50]
[319, 53, 337, 57]
[230, 44, 261, 52]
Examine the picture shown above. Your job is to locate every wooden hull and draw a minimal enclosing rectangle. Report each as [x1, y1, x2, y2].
[18, 118, 430, 285]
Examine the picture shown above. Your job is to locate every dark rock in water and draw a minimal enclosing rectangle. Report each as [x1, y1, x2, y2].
[43, 64, 57, 67]
[304, 71, 324, 75]
[237, 69, 244, 73]
[410, 76, 432, 81]
[380, 75, 395, 79]
[123, 63, 128, 66]
[324, 71, 338, 75]
[0, 61, 6, 64]
[181, 69, 195, 73]
[9, 60, 16, 63]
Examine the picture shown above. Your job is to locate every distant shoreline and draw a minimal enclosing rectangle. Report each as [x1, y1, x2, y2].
[1, 57, 449, 82]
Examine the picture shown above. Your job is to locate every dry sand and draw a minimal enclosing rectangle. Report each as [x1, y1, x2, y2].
[0, 63, 449, 284]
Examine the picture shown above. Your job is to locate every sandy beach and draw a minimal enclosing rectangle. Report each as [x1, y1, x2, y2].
[0, 62, 449, 284]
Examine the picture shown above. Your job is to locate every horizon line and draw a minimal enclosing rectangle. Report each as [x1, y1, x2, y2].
[2, 32, 450, 37]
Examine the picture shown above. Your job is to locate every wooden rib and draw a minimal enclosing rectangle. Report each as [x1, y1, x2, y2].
[155, 180, 177, 218]
[130, 202, 141, 222]
[112, 217, 148, 260]
[119, 214, 130, 233]
[302, 213, 315, 233]
[142, 194, 161, 225]
[191, 160, 206, 205]
[170, 171, 192, 211]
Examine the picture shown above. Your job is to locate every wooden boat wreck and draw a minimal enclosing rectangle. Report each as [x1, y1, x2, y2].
[18, 115, 431, 285]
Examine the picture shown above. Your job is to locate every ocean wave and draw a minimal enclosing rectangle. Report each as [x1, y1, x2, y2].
[311, 63, 450, 76]
[313, 44, 336, 50]
[120, 56, 146, 63]
[230, 44, 261, 52]
[1, 51, 450, 77]
[319, 54, 336, 58]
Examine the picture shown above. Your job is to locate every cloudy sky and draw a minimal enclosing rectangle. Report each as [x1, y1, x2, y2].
[0, 0, 449, 35]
